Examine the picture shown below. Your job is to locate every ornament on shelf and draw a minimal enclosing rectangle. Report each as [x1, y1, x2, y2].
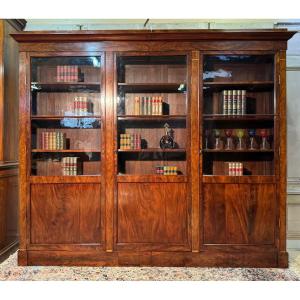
[248, 129, 257, 150]
[214, 129, 222, 150]
[224, 129, 234, 150]
[259, 129, 270, 150]
[160, 123, 176, 149]
[236, 129, 245, 150]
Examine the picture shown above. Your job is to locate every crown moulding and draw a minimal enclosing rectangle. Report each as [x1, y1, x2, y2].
[11, 29, 297, 43]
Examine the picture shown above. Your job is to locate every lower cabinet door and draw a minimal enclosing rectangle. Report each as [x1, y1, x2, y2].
[116, 182, 190, 251]
[203, 183, 276, 245]
[30, 184, 102, 244]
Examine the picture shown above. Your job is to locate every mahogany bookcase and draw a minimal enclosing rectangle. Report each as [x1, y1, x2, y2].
[12, 29, 296, 267]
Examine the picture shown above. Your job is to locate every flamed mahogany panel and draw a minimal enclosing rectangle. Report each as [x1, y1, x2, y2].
[117, 183, 189, 247]
[203, 183, 275, 245]
[30, 183, 101, 244]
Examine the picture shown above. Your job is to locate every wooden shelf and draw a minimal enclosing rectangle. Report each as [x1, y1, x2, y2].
[117, 174, 188, 183]
[32, 149, 101, 153]
[31, 115, 101, 120]
[203, 114, 275, 121]
[117, 115, 186, 121]
[202, 175, 276, 184]
[118, 148, 186, 153]
[117, 82, 186, 93]
[203, 149, 274, 153]
[30, 175, 102, 184]
[203, 81, 274, 91]
[31, 82, 100, 92]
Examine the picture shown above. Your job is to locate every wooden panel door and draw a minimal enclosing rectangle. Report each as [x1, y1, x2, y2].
[30, 183, 101, 244]
[116, 182, 190, 251]
[203, 183, 276, 245]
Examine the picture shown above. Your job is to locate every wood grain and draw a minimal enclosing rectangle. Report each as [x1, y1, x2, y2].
[203, 183, 276, 245]
[30, 183, 101, 244]
[12, 30, 294, 267]
[117, 182, 189, 249]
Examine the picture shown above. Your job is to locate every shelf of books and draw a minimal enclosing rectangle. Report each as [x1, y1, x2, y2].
[116, 55, 188, 176]
[30, 56, 102, 176]
[202, 54, 275, 177]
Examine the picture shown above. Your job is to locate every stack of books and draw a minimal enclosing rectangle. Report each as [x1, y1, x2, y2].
[40, 132, 66, 150]
[119, 133, 141, 150]
[134, 96, 163, 115]
[73, 96, 91, 116]
[62, 157, 79, 175]
[56, 65, 80, 82]
[226, 162, 243, 176]
[222, 90, 246, 115]
[155, 166, 178, 175]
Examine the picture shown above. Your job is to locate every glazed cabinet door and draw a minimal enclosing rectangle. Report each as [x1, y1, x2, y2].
[25, 54, 105, 247]
[200, 53, 277, 247]
[114, 53, 191, 251]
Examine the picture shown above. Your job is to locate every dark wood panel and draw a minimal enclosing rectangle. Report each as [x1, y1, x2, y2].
[203, 183, 276, 245]
[11, 29, 295, 43]
[30, 183, 101, 244]
[117, 183, 189, 248]
[13, 30, 293, 267]
[3, 21, 20, 162]
[203, 175, 276, 183]
[22, 248, 278, 267]
[0, 169, 18, 254]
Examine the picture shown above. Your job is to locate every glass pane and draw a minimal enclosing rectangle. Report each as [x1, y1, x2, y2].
[116, 55, 187, 175]
[30, 56, 102, 176]
[202, 55, 275, 176]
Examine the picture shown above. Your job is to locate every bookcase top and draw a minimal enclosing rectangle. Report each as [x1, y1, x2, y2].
[11, 29, 296, 43]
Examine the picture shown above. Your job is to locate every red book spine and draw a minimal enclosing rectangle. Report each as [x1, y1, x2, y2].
[41, 132, 44, 149]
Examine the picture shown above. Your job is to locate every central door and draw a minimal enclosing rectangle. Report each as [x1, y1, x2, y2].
[114, 53, 191, 251]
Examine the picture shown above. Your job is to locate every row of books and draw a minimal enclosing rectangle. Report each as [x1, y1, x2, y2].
[226, 162, 243, 176]
[57, 65, 81, 82]
[73, 96, 92, 116]
[40, 132, 66, 150]
[62, 157, 79, 176]
[134, 96, 163, 115]
[155, 166, 178, 175]
[120, 133, 141, 150]
[222, 90, 246, 115]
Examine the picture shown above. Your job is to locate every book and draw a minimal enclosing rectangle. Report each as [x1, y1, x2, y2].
[237, 90, 242, 115]
[56, 65, 80, 82]
[227, 90, 232, 115]
[120, 133, 141, 150]
[223, 90, 228, 115]
[241, 90, 246, 115]
[62, 157, 79, 176]
[156, 165, 177, 175]
[147, 96, 152, 115]
[227, 162, 243, 176]
[232, 90, 237, 115]
[134, 96, 140, 115]
[158, 96, 163, 115]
